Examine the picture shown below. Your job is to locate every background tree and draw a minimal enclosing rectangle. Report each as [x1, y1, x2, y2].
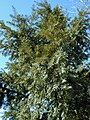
[0, 1, 90, 120]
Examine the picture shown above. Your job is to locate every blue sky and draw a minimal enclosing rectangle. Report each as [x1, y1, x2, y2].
[0, 0, 85, 119]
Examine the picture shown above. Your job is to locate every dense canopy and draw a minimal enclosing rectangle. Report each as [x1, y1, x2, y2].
[0, 1, 90, 120]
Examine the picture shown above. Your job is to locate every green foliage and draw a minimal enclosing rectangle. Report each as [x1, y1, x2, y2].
[0, 1, 90, 120]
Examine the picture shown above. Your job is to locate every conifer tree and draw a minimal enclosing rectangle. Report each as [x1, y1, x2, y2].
[0, 1, 90, 120]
